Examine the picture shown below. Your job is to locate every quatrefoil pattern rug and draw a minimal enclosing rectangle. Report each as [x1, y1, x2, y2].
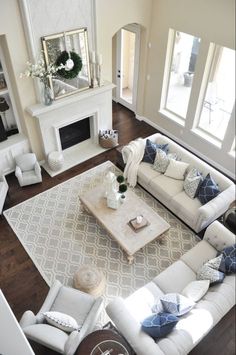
[4, 161, 199, 314]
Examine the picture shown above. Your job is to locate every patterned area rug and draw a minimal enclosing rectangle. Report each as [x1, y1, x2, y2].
[4, 161, 199, 320]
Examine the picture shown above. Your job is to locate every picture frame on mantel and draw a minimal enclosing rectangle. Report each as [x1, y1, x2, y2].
[41, 28, 91, 100]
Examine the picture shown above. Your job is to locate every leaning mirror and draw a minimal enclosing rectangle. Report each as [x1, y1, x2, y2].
[41, 28, 91, 100]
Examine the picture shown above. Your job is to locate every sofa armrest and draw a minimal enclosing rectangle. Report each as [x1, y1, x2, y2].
[64, 330, 81, 355]
[20, 310, 37, 328]
[15, 166, 22, 179]
[106, 297, 164, 355]
[195, 184, 235, 232]
[203, 221, 236, 252]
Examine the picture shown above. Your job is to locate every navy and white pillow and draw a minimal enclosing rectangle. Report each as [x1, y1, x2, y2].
[160, 293, 195, 316]
[196, 255, 226, 285]
[141, 312, 179, 338]
[142, 139, 169, 164]
[221, 244, 236, 273]
[184, 168, 203, 199]
[197, 173, 220, 204]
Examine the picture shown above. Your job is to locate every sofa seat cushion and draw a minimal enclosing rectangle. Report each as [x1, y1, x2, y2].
[181, 240, 218, 273]
[124, 281, 164, 323]
[156, 303, 221, 355]
[200, 277, 235, 316]
[157, 276, 235, 355]
[209, 274, 235, 306]
[24, 324, 68, 353]
[149, 175, 184, 203]
[138, 162, 161, 185]
[153, 260, 196, 294]
[170, 191, 202, 227]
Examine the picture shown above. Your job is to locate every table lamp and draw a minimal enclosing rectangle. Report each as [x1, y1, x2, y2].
[0, 97, 9, 131]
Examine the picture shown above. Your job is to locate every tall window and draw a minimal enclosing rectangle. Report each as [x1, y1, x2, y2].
[163, 30, 201, 120]
[197, 45, 235, 141]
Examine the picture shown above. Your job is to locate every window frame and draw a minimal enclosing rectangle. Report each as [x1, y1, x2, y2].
[193, 43, 235, 143]
[160, 28, 201, 125]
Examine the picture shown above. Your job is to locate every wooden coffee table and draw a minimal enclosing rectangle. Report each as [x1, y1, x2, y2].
[79, 185, 170, 264]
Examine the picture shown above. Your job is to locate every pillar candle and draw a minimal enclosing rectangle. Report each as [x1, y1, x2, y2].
[91, 51, 96, 64]
[98, 54, 103, 66]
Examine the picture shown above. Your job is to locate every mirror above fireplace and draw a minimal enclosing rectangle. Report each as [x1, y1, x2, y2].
[41, 28, 91, 100]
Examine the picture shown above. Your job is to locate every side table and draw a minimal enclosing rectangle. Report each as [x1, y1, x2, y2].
[76, 329, 134, 355]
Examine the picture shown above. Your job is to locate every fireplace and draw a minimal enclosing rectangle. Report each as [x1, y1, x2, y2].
[59, 117, 91, 150]
[27, 82, 115, 176]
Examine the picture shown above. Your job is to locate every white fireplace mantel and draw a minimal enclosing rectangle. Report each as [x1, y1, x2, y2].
[26, 81, 115, 176]
[26, 81, 115, 117]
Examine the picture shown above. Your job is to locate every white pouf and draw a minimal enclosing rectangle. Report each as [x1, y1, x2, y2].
[48, 151, 64, 171]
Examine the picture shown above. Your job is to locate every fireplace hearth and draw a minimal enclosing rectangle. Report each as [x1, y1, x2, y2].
[59, 117, 91, 150]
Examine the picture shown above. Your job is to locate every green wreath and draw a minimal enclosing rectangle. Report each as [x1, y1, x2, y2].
[56, 51, 82, 79]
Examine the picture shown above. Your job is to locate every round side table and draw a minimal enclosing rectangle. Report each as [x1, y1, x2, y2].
[48, 151, 64, 171]
[76, 329, 132, 355]
[73, 265, 106, 297]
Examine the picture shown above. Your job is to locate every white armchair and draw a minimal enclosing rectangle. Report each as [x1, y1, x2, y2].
[0, 174, 8, 214]
[20, 280, 103, 355]
[15, 153, 42, 187]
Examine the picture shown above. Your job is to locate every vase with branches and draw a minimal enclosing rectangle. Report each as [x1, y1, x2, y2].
[20, 54, 64, 105]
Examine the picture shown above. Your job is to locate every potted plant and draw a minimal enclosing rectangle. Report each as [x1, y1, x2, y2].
[117, 175, 127, 203]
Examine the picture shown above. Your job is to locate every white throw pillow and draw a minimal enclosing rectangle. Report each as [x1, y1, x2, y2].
[43, 311, 80, 333]
[164, 160, 189, 180]
[181, 280, 210, 302]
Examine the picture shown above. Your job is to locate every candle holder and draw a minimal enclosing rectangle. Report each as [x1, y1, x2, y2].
[91, 62, 98, 88]
[97, 64, 103, 87]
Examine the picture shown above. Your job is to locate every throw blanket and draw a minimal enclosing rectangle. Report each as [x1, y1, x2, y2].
[122, 138, 145, 187]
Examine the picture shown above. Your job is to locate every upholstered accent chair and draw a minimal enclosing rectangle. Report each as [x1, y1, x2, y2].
[0, 174, 8, 214]
[20, 280, 103, 355]
[15, 153, 42, 187]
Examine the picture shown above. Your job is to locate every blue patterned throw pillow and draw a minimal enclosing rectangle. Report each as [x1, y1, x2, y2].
[221, 244, 236, 273]
[142, 139, 169, 164]
[141, 312, 178, 338]
[160, 293, 195, 316]
[197, 174, 220, 204]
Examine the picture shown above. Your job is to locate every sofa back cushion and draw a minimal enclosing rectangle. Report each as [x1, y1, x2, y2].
[15, 153, 36, 172]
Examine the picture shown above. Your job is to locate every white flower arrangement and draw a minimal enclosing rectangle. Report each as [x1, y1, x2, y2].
[20, 55, 64, 85]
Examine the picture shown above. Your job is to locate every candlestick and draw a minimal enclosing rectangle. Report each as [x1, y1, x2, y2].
[91, 51, 96, 64]
[98, 54, 103, 66]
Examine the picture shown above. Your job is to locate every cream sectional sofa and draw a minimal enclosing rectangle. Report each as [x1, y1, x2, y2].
[106, 221, 236, 355]
[122, 133, 235, 233]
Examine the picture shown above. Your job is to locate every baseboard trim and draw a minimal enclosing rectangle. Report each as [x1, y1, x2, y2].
[139, 115, 235, 180]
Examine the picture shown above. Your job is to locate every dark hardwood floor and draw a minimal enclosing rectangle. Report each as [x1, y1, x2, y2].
[0, 102, 235, 355]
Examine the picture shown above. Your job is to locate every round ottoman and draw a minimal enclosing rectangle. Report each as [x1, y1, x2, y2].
[48, 151, 64, 171]
[73, 265, 106, 297]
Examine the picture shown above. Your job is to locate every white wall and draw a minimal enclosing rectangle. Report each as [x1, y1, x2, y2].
[143, 0, 235, 178]
[0, 0, 41, 156]
[95, 0, 153, 113]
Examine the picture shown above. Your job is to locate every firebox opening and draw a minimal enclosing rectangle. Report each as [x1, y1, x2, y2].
[59, 117, 91, 150]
